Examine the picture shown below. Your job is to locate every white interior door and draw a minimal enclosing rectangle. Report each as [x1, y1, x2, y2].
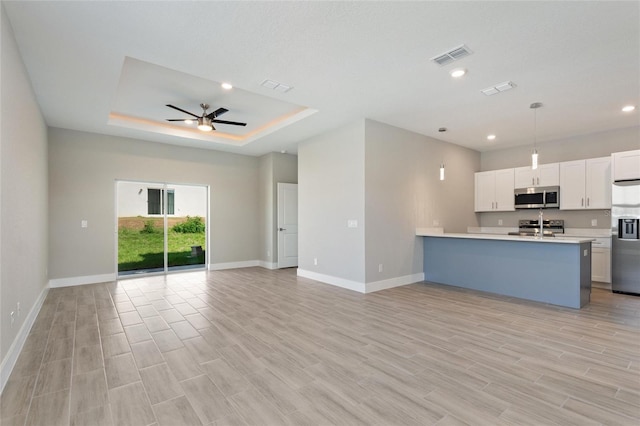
[277, 183, 298, 268]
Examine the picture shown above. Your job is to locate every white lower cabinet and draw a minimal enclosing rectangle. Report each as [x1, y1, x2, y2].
[592, 247, 611, 283]
[588, 237, 611, 283]
[561, 235, 611, 283]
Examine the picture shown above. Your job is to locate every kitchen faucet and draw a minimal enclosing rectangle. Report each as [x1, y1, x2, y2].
[538, 209, 544, 237]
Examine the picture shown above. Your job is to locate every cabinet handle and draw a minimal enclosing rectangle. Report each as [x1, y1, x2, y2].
[537, 177, 540, 185]
[495, 201, 498, 209]
[581, 198, 584, 206]
[532, 177, 535, 186]
[587, 198, 590, 207]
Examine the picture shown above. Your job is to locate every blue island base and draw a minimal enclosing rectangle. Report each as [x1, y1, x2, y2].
[423, 236, 591, 309]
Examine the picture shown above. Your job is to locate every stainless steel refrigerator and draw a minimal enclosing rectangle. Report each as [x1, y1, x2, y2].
[612, 180, 640, 296]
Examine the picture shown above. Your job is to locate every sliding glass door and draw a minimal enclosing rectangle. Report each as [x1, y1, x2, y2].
[116, 180, 207, 276]
[166, 184, 207, 270]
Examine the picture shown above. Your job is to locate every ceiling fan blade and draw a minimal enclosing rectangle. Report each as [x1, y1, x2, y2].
[211, 119, 247, 126]
[166, 104, 200, 119]
[166, 119, 195, 122]
[206, 107, 229, 120]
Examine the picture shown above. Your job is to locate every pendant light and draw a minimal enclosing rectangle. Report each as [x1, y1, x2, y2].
[439, 163, 445, 181]
[530, 102, 542, 170]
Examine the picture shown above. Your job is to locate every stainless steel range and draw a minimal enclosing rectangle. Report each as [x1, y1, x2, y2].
[508, 219, 564, 237]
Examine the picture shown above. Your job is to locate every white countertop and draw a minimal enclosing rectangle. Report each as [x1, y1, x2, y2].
[416, 229, 594, 244]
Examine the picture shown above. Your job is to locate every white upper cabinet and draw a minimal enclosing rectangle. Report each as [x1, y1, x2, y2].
[514, 163, 559, 188]
[560, 157, 611, 210]
[475, 168, 515, 212]
[586, 157, 612, 209]
[560, 160, 585, 209]
[612, 150, 640, 182]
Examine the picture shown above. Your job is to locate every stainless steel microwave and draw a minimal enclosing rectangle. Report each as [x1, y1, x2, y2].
[514, 186, 560, 209]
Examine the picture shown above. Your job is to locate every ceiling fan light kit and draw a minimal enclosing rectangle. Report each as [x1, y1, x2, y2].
[197, 117, 213, 131]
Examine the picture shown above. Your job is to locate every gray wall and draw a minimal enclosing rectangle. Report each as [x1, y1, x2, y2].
[1, 6, 49, 363]
[258, 154, 273, 265]
[298, 120, 366, 283]
[481, 126, 639, 170]
[298, 119, 480, 288]
[364, 120, 480, 282]
[479, 126, 640, 229]
[258, 152, 298, 266]
[48, 128, 260, 279]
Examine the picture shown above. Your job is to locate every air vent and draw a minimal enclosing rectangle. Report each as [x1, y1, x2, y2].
[261, 79, 293, 93]
[431, 44, 472, 66]
[481, 81, 516, 96]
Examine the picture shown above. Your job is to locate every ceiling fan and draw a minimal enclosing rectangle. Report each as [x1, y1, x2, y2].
[166, 103, 247, 131]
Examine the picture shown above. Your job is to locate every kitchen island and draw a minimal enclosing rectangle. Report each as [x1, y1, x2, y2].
[417, 230, 594, 308]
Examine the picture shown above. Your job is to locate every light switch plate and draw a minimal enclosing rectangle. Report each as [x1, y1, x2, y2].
[347, 219, 358, 228]
[591, 219, 597, 227]
[81, 220, 88, 228]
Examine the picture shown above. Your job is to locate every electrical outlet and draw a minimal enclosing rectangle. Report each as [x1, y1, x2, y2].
[347, 219, 358, 228]
[591, 219, 597, 227]
[81, 220, 88, 228]
[378, 264, 383, 273]
[498, 219, 503, 226]
[10, 311, 15, 327]
[314, 258, 318, 266]
[267, 250, 270, 258]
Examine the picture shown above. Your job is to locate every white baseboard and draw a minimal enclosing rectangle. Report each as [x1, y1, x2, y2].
[1, 285, 49, 393]
[297, 269, 366, 293]
[209, 260, 260, 271]
[49, 273, 116, 288]
[592, 281, 612, 290]
[258, 261, 278, 270]
[366, 272, 425, 293]
[297, 269, 424, 294]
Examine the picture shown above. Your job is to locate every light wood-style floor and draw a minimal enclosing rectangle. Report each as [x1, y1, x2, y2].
[1, 268, 639, 425]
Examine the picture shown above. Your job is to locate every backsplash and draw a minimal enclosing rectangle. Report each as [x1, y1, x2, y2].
[478, 209, 612, 229]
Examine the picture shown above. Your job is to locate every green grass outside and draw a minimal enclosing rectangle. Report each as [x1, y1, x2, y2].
[118, 227, 206, 272]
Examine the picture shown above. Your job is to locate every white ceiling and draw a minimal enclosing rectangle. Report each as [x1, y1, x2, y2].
[4, 1, 639, 156]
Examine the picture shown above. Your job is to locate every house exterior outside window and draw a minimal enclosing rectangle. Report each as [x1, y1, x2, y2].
[147, 188, 174, 215]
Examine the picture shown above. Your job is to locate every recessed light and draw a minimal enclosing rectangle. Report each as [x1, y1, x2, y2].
[487, 134, 496, 140]
[622, 105, 636, 112]
[450, 68, 466, 78]
[221, 82, 233, 90]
